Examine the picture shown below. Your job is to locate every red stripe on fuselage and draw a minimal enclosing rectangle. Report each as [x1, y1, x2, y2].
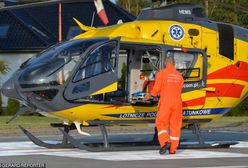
[183, 97, 205, 107]
[182, 82, 245, 107]
[102, 105, 123, 109]
[206, 83, 244, 98]
[208, 61, 248, 82]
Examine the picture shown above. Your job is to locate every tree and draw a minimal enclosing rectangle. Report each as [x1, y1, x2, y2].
[117, 0, 152, 16]
[120, 62, 127, 90]
[175, 0, 248, 28]
[0, 93, 2, 115]
[0, 60, 8, 115]
[5, 98, 20, 116]
[0, 60, 8, 74]
[226, 100, 248, 116]
[117, 0, 248, 28]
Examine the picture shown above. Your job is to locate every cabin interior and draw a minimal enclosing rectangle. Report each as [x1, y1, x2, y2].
[86, 43, 204, 106]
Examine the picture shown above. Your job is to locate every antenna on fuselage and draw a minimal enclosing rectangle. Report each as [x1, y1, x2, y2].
[91, 11, 96, 27]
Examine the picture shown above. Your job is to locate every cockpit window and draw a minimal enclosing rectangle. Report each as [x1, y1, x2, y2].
[21, 39, 99, 68]
[166, 51, 203, 82]
[19, 38, 107, 88]
[73, 41, 117, 82]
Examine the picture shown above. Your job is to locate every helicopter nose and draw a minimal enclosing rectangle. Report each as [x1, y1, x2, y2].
[1, 78, 22, 100]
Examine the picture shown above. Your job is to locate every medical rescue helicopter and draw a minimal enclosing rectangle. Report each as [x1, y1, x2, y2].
[2, 3, 248, 151]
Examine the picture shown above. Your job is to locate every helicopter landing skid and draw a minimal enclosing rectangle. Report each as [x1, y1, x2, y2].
[19, 122, 239, 152]
[19, 125, 74, 149]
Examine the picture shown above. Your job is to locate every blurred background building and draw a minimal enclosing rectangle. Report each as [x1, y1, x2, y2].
[0, 0, 135, 105]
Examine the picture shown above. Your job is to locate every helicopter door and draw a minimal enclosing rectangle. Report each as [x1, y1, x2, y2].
[64, 38, 120, 101]
[163, 46, 208, 109]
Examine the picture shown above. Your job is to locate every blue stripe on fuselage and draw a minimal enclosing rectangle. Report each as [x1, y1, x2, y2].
[102, 108, 230, 119]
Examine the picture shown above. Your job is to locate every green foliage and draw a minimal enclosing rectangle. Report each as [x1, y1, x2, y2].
[0, 60, 8, 75]
[5, 98, 20, 116]
[117, 0, 152, 16]
[0, 60, 8, 115]
[226, 99, 248, 116]
[120, 62, 127, 90]
[117, 0, 248, 28]
[0, 93, 2, 115]
[174, 0, 248, 28]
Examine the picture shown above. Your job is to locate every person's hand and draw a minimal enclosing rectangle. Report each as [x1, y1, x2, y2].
[144, 93, 151, 101]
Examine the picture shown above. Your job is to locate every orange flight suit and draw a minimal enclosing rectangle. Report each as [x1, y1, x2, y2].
[150, 63, 184, 152]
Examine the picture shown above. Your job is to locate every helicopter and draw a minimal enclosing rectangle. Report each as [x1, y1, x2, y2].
[2, 3, 248, 151]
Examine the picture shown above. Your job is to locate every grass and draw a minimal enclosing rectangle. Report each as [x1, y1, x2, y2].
[0, 116, 60, 137]
[0, 116, 247, 137]
[202, 116, 248, 132]
[204, 116, 248, 126]
[0, 116, 59, 123]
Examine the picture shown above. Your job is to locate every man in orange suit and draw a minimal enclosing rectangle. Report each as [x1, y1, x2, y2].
[145, 56, 184, 155]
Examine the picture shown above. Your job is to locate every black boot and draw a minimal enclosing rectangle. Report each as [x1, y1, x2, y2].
[159, 142, 170, 155]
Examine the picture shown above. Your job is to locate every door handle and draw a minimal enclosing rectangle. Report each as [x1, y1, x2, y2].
[201, 87, 216, 92]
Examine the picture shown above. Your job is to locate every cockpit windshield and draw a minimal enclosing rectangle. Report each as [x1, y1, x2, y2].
[19, 38, 107, 88]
